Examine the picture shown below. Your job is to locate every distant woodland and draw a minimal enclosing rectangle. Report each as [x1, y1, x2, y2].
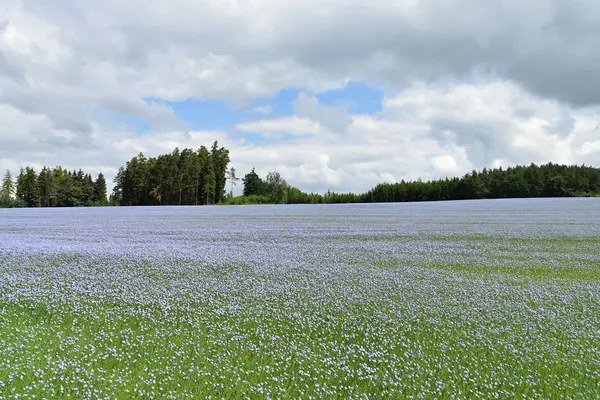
[236, 163, 600, 204]
[2, 141, 600, 208]
[1, 167, 107, 208]
[111, 141, 231, 206]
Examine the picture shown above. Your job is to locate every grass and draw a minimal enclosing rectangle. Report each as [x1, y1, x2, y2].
[377, 260, 600, 282]
[2, 289, 599, 399]
[2, 256, 600, 399]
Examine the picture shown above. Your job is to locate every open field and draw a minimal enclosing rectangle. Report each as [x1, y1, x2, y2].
[1, 199, 600, 399]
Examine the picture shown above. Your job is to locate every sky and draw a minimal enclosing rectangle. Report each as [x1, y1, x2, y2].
[1, 0, 600, 195]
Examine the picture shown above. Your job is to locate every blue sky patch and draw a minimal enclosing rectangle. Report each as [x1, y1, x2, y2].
[251, 88, 302, 117]
[146, 97, 240, 131]
[315, 81, 384, 114]
[102, 82, 385, 138]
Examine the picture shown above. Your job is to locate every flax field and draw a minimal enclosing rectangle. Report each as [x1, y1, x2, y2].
[1, 199, 600, 399]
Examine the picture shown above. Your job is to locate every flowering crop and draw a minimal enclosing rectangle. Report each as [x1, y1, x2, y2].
[1, 198, 600, 399]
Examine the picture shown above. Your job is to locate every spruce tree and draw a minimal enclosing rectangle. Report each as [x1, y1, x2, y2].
[93, 173, 108, 204]
[242, 168, 263, 196]
[0, 170, 15, 206]
[16, 167, 39, 207]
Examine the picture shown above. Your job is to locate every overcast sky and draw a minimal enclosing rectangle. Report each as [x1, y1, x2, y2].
[1, 0, 600, 194]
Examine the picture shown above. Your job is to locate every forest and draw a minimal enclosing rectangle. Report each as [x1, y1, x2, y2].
[0, 167, 107, 208]
[362, 163, 600, 203]
[238, 162, 600, 204]
[110, 142, 231, 206]
[2, 140, 600, 208]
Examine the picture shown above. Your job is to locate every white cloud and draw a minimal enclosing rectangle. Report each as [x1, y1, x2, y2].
[3, 82, 600, 195]
[430, 155, 462, 175]
[227, 83, 600, 193]
[236, 116, 321, 137]
[252, 105, 273, 115]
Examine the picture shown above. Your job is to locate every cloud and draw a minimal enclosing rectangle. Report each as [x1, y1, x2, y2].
[236, 116, 321, 137]
[229, 84, 600, 193]
[292, 93, 351, 133]
[2, 82, 600, 195]
[382, 82, 573, 166]
[6, 0, 600, 105]
[2, 0, 600, 195]
[252, 105, 273, 115]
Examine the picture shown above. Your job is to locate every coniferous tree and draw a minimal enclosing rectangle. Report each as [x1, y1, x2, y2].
[211, 141, 230, 204]
[93, 173, 107, 204]
[16, 167, 39, 207]
[5, 155, 600, 207]
[196, 146, 210, 205]
[37, 167, 52, 207]
[111, 167, 125, 205]
[202, 157, 216, 205]
[109, 142, 231, 206]
[242, 168, 263, 196]
[0, 170, 15, 206]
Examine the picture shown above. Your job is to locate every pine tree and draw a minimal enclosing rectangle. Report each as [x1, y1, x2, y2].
[242, 168, 263, 196]
[0, 170, 15, 206]
[16, 167, 39, 207]
[202, 157, 216, 205]
[37, 167, 52, 207]
[211, 141, 230, 204]
[93, 173, 107, 204]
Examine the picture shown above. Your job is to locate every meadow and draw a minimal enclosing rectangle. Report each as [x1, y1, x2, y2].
[1, 198, 600, 399]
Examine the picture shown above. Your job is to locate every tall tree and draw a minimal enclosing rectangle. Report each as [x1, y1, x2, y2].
[37, 167, 52, 207]
[0, 170, 15, 205]
[226, 167, 240, 197]
[211, 141, 230, 204]
[202, 157, 216, 205]
[264, 171, 288, 204]
[196, 146, 210, 205]
[16, 167, 39, 207]
[242, 168, 263, 196]
[93, 173, 108, 204]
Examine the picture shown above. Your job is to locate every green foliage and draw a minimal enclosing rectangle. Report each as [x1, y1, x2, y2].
[112, 141, 230, 206]
[364, 163, 600, 203]
[92, 173, 108, 205]
[235, 162, 600, 206]
[0, 170, 25, 208]
[242, 168, 263, 197]
[5, 157, 600, 208]
[5, 140, 231, 208]
[0, 170, 16, 207]
[238, 169, 364, 205]
[264, 171, 289, 204]
[16, 167, 39, 207]
[224, 195, 273, 205]
[110, 142, 229, 206]
[1, 166, 108, 208]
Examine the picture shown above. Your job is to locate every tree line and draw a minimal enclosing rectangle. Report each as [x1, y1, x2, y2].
[0, 167, 107, 208]
[362, 163, 600, 203]
[236, 162, 600, 205]
[2, 145, 600, 208]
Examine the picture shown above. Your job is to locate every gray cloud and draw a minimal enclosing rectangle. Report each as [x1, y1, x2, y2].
[2, 0, 600, 194]
[10, 0, 600, 105]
